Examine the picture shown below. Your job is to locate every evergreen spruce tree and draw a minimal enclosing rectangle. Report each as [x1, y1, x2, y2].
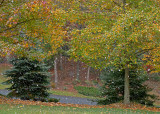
[3, 57, 51, 101]
[98, 67, 158, 106]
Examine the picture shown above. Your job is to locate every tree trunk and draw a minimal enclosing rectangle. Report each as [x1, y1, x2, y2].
[6, 53, 10, 63]
[59, 53, 63, 70]
[122, 0, 126, 11]
[86, 66, 90, 81]
[123, 0, 129, 104]
[54, 56, 58, 87]
[76, 61, 80, 80]
[124, 64, 130, 104]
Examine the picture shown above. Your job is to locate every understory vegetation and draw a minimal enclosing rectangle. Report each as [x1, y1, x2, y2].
[98, 68, 158, 106]
[74, 86, 101, 97]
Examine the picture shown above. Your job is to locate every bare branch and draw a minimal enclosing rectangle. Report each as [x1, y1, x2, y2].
[0, 0, 4, 6]
[113, 1, 122, 8]
[135, 48, 156, 56]
[0, 18, 37, 34]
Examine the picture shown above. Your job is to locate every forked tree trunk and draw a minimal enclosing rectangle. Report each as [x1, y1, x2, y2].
[54, 56, 58, 87]
[124, 64, 130, 104]
[86, 66, 90, 81]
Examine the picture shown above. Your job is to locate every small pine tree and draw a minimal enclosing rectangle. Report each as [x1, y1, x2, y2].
[3, 57, 51, 101]
[98, 68, 158, 106]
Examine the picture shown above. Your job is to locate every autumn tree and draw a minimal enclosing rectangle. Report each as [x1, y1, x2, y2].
[0, 0, 70, 87]
[0, 0, 88, 87]
[0, 0, 67, 60]
[69, 0, 160, 104]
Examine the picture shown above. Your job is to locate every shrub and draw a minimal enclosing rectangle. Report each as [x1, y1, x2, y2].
[148, 73, 160, 81]
[48, 98, 60, 103]
[74, 86, 101, 97]
[50, 82, 56, 89]
[3, 57, 51, 101]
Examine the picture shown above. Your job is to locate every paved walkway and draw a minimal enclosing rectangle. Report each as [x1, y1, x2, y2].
[0, 89, 97, 105]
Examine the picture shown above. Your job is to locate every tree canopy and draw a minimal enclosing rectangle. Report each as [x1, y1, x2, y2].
[0, 0, 68, 60]
[69, 0, 160, 71]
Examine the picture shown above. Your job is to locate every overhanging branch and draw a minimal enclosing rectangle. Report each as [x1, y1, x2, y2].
[113, 1, 122, 8]
[0, 18, 38, 34]
[0, 0, 4, 6]
[135, 48, 158, 56]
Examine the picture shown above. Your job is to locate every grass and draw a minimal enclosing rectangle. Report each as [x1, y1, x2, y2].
[0, 104, 158, 114]
[0, 64, 11, 89]
[49, 90, 102, 100]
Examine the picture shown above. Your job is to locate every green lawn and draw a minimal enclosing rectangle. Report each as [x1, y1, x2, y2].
[0, 104, 158, 114]
[49, 90, 102, 99]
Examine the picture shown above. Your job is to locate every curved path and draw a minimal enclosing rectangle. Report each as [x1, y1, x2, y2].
[0, 89, 97, 105]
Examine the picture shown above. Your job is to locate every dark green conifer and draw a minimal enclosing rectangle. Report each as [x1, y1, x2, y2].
[3, 57, 51, 101]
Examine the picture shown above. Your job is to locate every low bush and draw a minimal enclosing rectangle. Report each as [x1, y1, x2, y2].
[48, 98, 60, 103]
[30, 98, 60, 103]
[148, 73, 160, 81]
[74, 86, 101, 97]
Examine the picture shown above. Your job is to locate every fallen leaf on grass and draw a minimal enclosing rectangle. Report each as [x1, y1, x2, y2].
[0, 96, 160, 112]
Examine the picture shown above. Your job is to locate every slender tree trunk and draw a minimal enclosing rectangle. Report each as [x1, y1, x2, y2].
[122, 0, 126, 11]
[124, 64, 130, 104]
[76, 60, 80, 80]
[59, 53, 63, 70]
[54, 56, 58, 87]
[6, 53, 10, 63]
[122, 0, 130, 104]
[86, 66, 90, 81]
